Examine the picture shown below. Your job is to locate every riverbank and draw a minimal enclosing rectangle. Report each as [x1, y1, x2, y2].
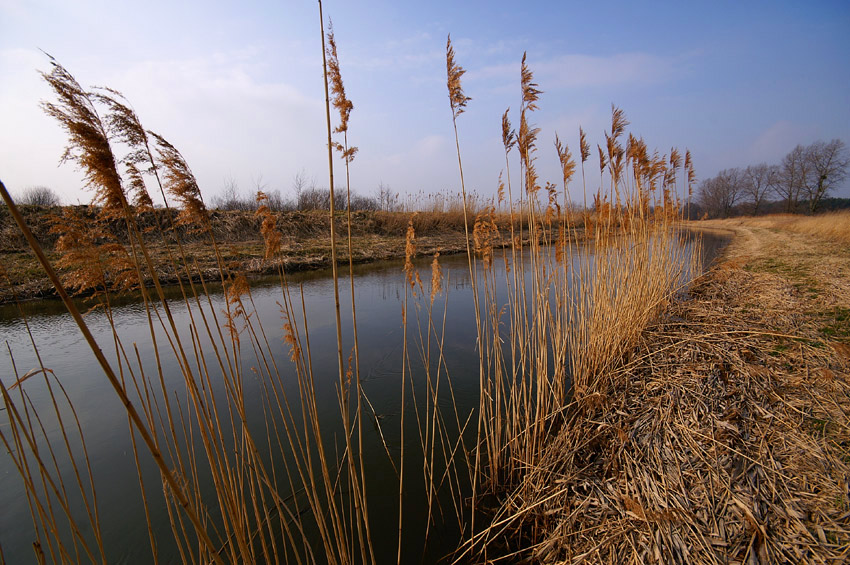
[494, 218, 850, 563]
[0, 207, 480, 303]
[0, 205, 594, 304]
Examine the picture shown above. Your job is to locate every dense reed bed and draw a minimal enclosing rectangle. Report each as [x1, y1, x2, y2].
[0, 6, 703, 564]
[440, 38, 699, 561]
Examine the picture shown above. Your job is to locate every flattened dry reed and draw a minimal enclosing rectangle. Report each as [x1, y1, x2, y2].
[472, 227, 850, 564]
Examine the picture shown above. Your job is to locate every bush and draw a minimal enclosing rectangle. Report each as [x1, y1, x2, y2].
[19, 186, 60, 206]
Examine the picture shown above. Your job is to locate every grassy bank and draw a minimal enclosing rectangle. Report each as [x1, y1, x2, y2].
[0, 206, 553, 303]
[496, 218, 850, 562]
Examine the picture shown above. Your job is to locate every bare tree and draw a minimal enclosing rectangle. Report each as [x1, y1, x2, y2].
[375, 182, 398, 212]
[698, 168, 742, 218]
[803, 139, 849, 213]
[776, 145, 809, 213]
[19, 185, 61, 206]
[292, 169, 310, 204]
[348, 192, 379, 211]
[265, 189, 292, 211]
[213, 176, 260, 211]
[742, 163, 778, 215]
[298, 187, 344, 210]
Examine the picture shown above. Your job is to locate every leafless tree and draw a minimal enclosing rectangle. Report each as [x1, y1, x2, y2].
[742, 163, 778, 215]
[213, 176, 251, 210]
[292, 169, 310, 204]
[375, 182, 398, 212]
[776, 145, 810, 213]
[698, 168, 742, 218]
[265, 189, 291, 211]
[803, 139, 849, 213]
[298, 187, 338, 210]
[18, 185, 61, 206]
[348, 192, 379, 211]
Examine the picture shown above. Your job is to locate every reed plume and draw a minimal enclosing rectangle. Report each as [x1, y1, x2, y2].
[255, 191, 282, 259]
[124, 162, 154, 211]
[149, 132, 209, 229]
[518, 53, 542, 195]
[40, 55, 126, 216]
[446, 35, 471, 119]
[579, 127, 590, 164]
[403, 216, 418, 291]
[326, 22, 352, 133]
[501, 108, 516, 153]
[555, 134, 576, 187]
[472, 206, 498, 267]
[429, 253, 442, 305]
[49, 207, 139, 295]
[597, 144, 606, 174]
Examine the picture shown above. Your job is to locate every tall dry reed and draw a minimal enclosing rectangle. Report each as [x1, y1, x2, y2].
[2, 17, 703, 565]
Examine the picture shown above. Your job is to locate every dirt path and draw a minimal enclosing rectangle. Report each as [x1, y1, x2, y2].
[512, 222, 850, 563]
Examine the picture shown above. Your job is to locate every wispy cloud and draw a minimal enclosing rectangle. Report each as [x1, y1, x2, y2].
[746, 120, 819, 163]
[470, 51, 682, 89]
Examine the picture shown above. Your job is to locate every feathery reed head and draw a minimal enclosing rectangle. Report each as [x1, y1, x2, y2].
[520, 52, 541, 112]
[497, 171, 505, 205]
[597, 144, 607, 174]
[326, 20, 354, 135]
[555, 134, 576, 186]
[648, 151, 667, 192]
[279, 305, 301, 362]
[669, 148, 682, 173]
[91, 87, 151, 161]
[430, 252, 442, 304]
[663, 150, 678, 188]
[579, 127, 590, 163]
[125, 162, 153, 211]
[473, 206, 498, 267]
[501, 108, 516, 153]
[49, 207, 138, 295]
[403, 216, 419, 292]
[610, 104, 629, 140]
[446, 35, 471, 119]
[223, 275, 249, 344]
[256, 191, 282, 259]
[685, 149, 696, 186]
[544, 181, 561, 224]
[149, 131, 208, 228]
[40, 55, 125, 215]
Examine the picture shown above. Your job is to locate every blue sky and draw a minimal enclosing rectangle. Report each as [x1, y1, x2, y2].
[1, 0, 849, 206]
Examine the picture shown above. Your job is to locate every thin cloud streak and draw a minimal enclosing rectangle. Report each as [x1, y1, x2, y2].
[470, 51, 682, 89]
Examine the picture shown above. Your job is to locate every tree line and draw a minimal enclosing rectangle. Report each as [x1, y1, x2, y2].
[11, 176, 402, 213]
[696, 139, 849, 218]
[211, 174, 400, 212]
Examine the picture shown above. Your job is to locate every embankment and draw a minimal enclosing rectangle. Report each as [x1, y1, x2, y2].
[499, 219, 850, 563]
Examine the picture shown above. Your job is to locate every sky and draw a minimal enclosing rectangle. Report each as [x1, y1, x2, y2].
[1, 0, 849, 207]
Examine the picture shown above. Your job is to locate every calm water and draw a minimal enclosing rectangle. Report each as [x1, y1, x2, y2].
[0, 232, 723, 563]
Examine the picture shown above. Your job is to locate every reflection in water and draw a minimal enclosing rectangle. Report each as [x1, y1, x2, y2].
[0, 236, 726, 563]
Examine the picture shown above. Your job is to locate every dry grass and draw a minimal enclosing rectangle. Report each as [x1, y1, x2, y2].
[441, 41, 702, 563]
[717, 211, 850, 245]
[478, 223, 850, 563]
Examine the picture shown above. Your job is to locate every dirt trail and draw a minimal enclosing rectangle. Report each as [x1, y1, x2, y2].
[508, 221, 850, 564]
